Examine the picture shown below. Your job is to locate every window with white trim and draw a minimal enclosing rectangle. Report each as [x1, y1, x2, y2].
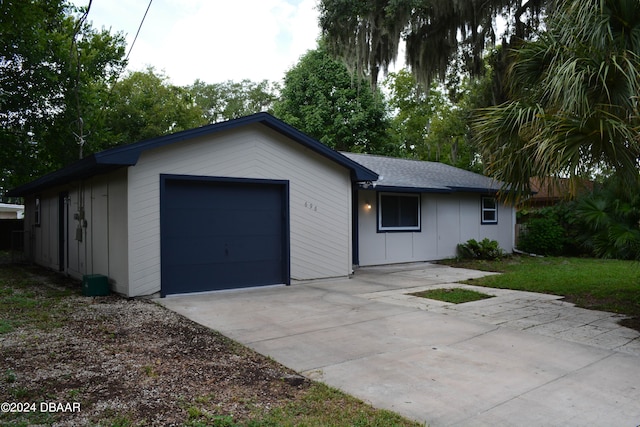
[481, 196, 498, 224]
[378, 193, 420, 231]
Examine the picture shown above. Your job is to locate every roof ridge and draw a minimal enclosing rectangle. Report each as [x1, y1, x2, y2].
[340, 151, 442, 169]
[342, 151, 465, 167]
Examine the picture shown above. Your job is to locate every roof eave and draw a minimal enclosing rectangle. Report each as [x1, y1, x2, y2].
[356, 184, 505, 194]
[5, 113, 379, 197]
[362, 185, 453, 193]
[5, 156, 131, 197]
[448, 186, 502, 194]
[258, 118, 378, 182]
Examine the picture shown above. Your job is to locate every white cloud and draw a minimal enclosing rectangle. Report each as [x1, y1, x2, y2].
[76, 0, 321, 86]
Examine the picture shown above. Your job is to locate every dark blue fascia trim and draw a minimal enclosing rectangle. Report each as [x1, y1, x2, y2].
[351, 186, 359, 266]
[448, 186, 501, 194]
[367, 185, 452, 194]
[258, 118, 378, 182]
[6, 161, 123, 197]
[95, 113, 379, 182]
[357, 185, 502, 194]
[7, 113, 378, 198]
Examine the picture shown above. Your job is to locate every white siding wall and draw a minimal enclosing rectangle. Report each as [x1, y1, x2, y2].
[26, 192, 59, 270]
[357, 190, 515, 266]
[22, 170, 129, 293]
[127, 124, 353, 297]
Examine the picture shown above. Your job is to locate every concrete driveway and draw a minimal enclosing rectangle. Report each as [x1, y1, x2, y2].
[157, 263, 640, 426]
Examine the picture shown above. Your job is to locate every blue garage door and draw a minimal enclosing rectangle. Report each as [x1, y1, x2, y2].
[161, 176, 289, 296]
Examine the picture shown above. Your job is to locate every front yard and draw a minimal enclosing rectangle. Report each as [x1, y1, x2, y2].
[2, 255, 637, 425]
[0, 263, 419, 427]
[441, 256, 640, 331]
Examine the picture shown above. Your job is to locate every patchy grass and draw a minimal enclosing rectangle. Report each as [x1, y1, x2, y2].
[256, 382, 416, 427]
[411, 288, 494, 304]
[441, 256, 640, 329]
[0, 264, 75, 334]
[0, 264, 421, 427]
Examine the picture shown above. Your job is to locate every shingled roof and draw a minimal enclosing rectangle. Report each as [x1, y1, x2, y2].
[342, 152, 503, 193]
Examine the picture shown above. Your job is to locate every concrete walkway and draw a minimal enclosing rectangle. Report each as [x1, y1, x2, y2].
[157, 263, 640, 426]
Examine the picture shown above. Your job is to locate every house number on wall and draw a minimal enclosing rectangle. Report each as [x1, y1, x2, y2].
[304, 201, 318, 212]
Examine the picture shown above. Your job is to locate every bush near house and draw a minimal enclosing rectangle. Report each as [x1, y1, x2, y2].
[518, 176, 640, 260]
[457, 238, 504, 260]
[517, 214, 565, 256]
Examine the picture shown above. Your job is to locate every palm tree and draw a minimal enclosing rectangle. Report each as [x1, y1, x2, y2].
[473, 0, 640, 201]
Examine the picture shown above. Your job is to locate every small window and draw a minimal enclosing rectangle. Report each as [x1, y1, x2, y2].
[378, 193, 420, 231]
[34, 196, 41, 226]
[481, 196, 498, 224]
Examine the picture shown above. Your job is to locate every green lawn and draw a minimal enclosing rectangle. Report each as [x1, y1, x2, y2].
[441, 256, 640, 320]
[411, 288, 494, 304]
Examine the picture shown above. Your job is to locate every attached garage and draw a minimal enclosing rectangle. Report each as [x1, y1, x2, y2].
[160, 176, 289, 295]
[8, 113, 378, 297]
[8, 113, 515, 297]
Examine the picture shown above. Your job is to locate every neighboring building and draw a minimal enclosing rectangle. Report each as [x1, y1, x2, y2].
[0, 203, 24, 219]
[7, 113, 515, 297]
[525, 177, 593, 209]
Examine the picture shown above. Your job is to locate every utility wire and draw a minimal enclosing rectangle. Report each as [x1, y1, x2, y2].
[70, 1, 92, 159]
[125, 0, 153, 63]
[71, 0, 154, 158]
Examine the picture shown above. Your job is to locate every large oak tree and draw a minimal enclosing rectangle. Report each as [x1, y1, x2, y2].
[318, 0, 550, 88]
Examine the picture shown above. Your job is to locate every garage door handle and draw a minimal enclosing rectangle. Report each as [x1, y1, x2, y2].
[225, 244, 229, 256]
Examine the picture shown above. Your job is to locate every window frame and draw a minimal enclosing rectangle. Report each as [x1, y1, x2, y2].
[377, 192, 421, 232]
[34, 196, 41, 227]
[481, 196, 498, 224]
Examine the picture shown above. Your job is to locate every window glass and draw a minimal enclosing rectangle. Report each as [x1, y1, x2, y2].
[481, 196, 498, 224]
[379, 193, 420, 231]
[35, 197, 41, 226]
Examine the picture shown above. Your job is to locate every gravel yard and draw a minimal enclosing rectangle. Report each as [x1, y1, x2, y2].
[0, 263, 418, 426]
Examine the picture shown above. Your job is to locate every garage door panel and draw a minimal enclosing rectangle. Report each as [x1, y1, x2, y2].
[164, 210, 281, 237]
[161, 177, 288, 295]
[163, 259, 284, 293]
[163, 235, 282, 266]
[163, 214, 277, 238]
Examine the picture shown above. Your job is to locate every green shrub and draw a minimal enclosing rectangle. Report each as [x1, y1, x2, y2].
[517, 216, 564, 255]
[457, 238, 504, 260]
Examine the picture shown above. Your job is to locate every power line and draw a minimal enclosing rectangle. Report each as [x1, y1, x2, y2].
[125, 0, 153, 63]
[72, 0, 153, 158]
[70, 1, 93, 159]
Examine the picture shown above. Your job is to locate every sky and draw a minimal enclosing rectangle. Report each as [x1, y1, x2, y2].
[72, 0, 322, 86]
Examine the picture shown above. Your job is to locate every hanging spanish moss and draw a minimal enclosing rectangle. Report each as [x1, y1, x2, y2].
[318, 0, 552, 87]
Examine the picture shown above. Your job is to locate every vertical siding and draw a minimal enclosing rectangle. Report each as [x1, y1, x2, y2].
[107, 169, 129, 294]
[66, 184, 86, 278]
[26, 192, 59, 270]
[127, 124, 353, 297]
[21, 170, 129, 293]
[90, 177, 109, 274]
[357, 190, 515, 266]
[436, 195, 461, 258]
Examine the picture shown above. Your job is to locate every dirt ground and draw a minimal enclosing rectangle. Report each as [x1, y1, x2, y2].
[0, 265, 311, 426]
